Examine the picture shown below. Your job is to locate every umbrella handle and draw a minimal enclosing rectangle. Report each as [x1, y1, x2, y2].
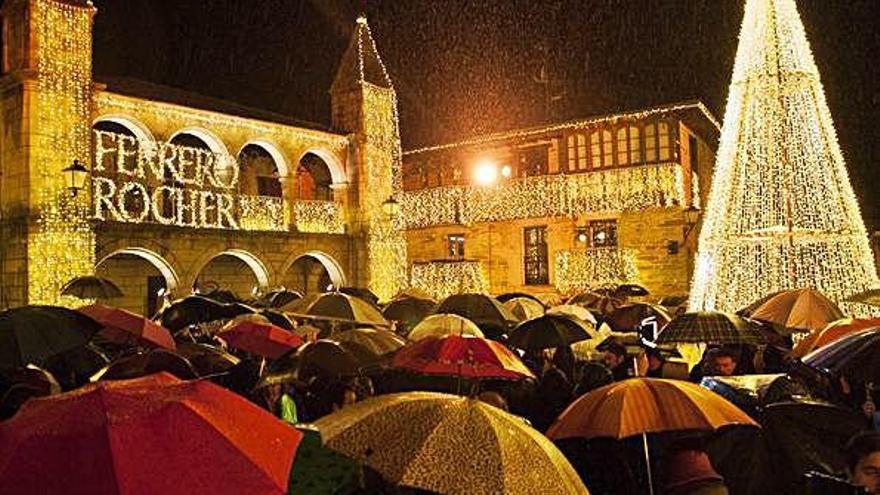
[643, 432, 654, 495]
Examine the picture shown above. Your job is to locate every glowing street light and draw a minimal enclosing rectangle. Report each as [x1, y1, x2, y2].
[500, 164, 512, 178]
[473, 160, 498, 186]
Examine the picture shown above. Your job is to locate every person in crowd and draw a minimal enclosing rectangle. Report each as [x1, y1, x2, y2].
[645, 347, 666, 378]
[603, 342, 630, 381]
[552, 345, 576, 382]
[329, 380, 359, 413]
[659, 448, 729, 495]
[846, 431, 880, 493]
[477, 391, 509, 412]
[573, 362, 613, 398]
[712, 348, 739, 377]
[530, 365, 572, 432]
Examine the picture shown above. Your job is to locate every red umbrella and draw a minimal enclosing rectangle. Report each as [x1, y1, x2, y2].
[392, 335, 535, 380]
[78, 304, 176, 350]
[219, 316, 303, 359]
[0, 373, 302, 495]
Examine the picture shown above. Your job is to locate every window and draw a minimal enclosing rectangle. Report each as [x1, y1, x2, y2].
[644, 124, 657, 162]
[616, 128, 629, 166]
[519, 147, 549, 177]
[257, 176, 282, 197]
[524, 226, 549, 285]
[447, 234, 465, 259]
[658, 121, 671, 161]
[602, 130, 614, 168]
[567, 133, 588, 171]
[629, 126, 641, 163]
[590, 132, 602, 168]
[589, 219, 618, 248]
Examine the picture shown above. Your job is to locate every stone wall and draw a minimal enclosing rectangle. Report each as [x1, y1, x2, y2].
[95, 253, 161, 315]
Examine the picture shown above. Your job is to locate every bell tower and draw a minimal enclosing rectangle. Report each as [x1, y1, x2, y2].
[330, 16, 407, 302]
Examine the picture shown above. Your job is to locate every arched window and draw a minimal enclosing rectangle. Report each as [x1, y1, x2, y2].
[298, 153, 333, 200]
[644, 123, 658, 162]
[238, 144, 282, 198]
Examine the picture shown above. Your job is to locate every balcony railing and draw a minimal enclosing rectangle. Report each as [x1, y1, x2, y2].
[554, 247, 640, 295]
[238, 195, 287, 232]
[293, 200, 345, 234]
[410, 259, 489, 301]
[400, 162, 685, 229]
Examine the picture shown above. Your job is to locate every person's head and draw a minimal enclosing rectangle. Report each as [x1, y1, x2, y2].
[646, 348, 665, 371]
[846, 431, 880, 493]
[712, 348, 738, 376]
[603, 342, 627, 370]
[477, 391, 508, 411]
[328, 381, 359, 412]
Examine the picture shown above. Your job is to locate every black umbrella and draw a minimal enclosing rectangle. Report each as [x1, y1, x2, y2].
[338, 287, 380, 306]
[435, 293, 517, 331]
[801, 327, 880, 383]
[656, 311, 765, 345]
[42, 344, 109, 391]
[175, 342, 240, 377]
[295, 340, 369, 381]
[156, 295, 254, 331]
[60, 275, 123, 299]
[508, 314, 590, 350]
[613, 284, 650, 297]
[265, 289, 303, 308]
[91, 349, 198, 381]
[382, 297, 436, 333]
[0, 306, 102, 369]
[259, 309, 296, 331]
[496, 292, 543, 305]
[199, 288, 241, 304]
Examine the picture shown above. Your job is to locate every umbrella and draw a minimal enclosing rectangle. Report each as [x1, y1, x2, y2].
[392, 335, 534, 380]
[156, 295, 230, 330]
[614, 283, 650, 297]
[314, 392, 588, 495]
[801, 327, 880, 384]
[259, 309, 296, 331]
[60, 275, 123, 299]
[0, 373, 302, 495]
[382, 297, 436, 332]
[262, 289, 303, 308]
[606, 303, 671, 332]
[0, 365, 61, 397]
[393, 287, 434, 301]
[656, 311, 765, 345]
[330, 327, 406, 357]
[508, 314, 591, 350]
[296, 340, 370, 380]
[791, 318, 880, 359]
[0, 305, 102, 369]
[287, 426, 358, 494]
[42, 344, 110, 390]
[496, 292, 544, 305]
[566, 292, 623, 315]
[738, 288, 844, 334]
[91, 349, 198, 381]
[435, 293, 517, 330]
[78, 304, 176, 350]
[547, 304, 598, 325]
[658, 295, 689, 307]
[175, 342, 240, 376]
[199, 288, 241, 304]
[503, 297, 545, 322]
[219, 315, 303, 359]
[407, 314, 484, 341]
[547, 378, 758, 495]
[337, 287, 380, 306]
[304, 293, 389, 327]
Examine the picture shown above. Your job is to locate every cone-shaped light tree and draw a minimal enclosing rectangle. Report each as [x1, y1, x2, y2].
[689, 0, 879, 312]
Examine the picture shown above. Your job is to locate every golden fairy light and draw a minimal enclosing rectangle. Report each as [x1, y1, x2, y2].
[555, 248, 640, 294]
[689, 0, 879, 313]
[410, 261, 489, 301]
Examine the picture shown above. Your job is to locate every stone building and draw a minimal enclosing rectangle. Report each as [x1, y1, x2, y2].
[400, 103, 720, 301]
[0, 0, 406, 314]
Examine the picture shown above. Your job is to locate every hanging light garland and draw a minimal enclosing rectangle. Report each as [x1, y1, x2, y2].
[292, 200, 343, 234]
[689, 0, 879, 314]
[555, 248, 640, 295]
[410, 261, 489, 301]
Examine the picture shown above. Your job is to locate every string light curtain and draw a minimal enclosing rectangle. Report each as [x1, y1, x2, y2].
[690, 0, 879, 313]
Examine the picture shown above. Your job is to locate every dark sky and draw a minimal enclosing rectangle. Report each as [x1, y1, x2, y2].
[88, 0, 879, 227]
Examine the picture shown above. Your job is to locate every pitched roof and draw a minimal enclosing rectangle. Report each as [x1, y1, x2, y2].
[331, 16, 393, 93]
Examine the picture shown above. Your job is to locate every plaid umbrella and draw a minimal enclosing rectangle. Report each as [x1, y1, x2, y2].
[656, 311, 765, 345]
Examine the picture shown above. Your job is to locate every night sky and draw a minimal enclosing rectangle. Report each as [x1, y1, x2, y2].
[85, 1, 879, 227]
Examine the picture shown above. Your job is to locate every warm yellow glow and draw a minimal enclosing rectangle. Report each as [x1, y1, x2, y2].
[410, 261, 489, 300]
[500, 165, 512, 178]
[473, 160, 499, 186]
[293, 200, 344, 234]
[238, 195, 288, 231]
[555, 248, 639, 295]
[689, 0, 879, 314]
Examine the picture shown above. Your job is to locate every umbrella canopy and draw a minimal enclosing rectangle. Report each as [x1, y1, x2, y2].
[0, 373, 302, 495]
[738, 288, 844, 334]
[259, 309, 296, 331]
[547, 304, 598, 325]
[330, 327, 406, 357]
[175, 342, 240, 376]
[393, 287, 435, 301]
[407, 313, 484, 341]
[219, 315, 303, 359]
[658, 295, 689, 307]
[566, 292, 623, 315]
[156, 295, 252, 331]
[0, 365, 61, 397]
[91, 349, 198, 382]
[508, 314, 591, 350]
[262, 289, 303, 308]
[392, 335, 534, 380]
[613, 283, 650, 297]
[656, 311, 765, 345]
[503, 297, 545, 322]
[304, 293, 389, 327]
[496, 292, 544, 305]
[0, 305, 102, 369]
[435, 293, 517, 330]
[547, 378, 757, 440]
[802, 327, 880, 383]
[296, 340, 370, 380]
[382, 297, 436, 332]
[60, 275, 123, 299]
[606, 303, 671, 332]
[78, 304, 175, 350]
[791, 318, 880, 359]
[337, 287, 380, 306]
[314, 392, 588, 495]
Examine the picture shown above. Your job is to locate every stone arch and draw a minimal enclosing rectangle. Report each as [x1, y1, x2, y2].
[92, 114, 157, 146]
[168, 126, 231, 157]
[191, 249, 271, 296]
[298, 148, 346, 185]
[239, 139, 290, 178]
[96, 247, 180, 292]
[281, 251, 346, 294]
[95, 247, 181, 316]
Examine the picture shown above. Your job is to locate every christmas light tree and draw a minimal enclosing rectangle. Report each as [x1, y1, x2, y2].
[689, 0, 879, 313]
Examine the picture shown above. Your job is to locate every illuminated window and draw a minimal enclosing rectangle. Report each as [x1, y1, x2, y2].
[524, 226, 549, 285]
[519, 147, 548, 177]
[616, 128, 629, 166]
[659, 121, 671, 161]
[567, 133, 588, 171]
[602, 130, 614, 168]
[590, 132, 601, 168]
[645, 124, 658, 162]
[589, 219, 618, 248]
[447, 234, 465, 259]
[629, 126, 641, 163]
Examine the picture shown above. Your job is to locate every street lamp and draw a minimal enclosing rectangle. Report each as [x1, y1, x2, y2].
[473, 160, 498, 186]
[382, 196, 401, 218]
[682, 205, 701, 240]
[62, 159, 89, 197]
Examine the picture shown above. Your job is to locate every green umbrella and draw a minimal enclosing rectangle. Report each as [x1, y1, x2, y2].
[0, 305, 102, 369]
[288, 426, 358, 494]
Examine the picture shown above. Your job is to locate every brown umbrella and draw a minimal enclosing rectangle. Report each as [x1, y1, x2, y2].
[60, 275, 123, 299]
[606, 303, 671, 332]
[739, 288, 844, 334]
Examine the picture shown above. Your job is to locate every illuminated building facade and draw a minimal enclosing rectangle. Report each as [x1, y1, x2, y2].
[0, 0, 406, 313]
[401, 103, 720, 301]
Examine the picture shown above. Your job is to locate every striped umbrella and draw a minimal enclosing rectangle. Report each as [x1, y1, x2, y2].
[791, 318, 880, 359]
[656, 311, 765, 345]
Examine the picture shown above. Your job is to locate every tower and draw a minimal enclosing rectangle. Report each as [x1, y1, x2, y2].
[0, 0, 96, 308]
[689, 0, 879, 312]
[330, 16, 407, 302]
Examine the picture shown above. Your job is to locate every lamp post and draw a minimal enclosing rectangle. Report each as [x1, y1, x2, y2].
[382, 196, 400, 219]
[62, 159, 89, 197]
